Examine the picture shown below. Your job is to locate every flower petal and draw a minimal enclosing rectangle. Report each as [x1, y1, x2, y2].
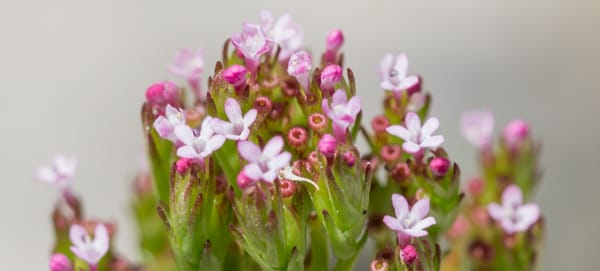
[394, 53, 408, 79]
[243, 109, 258, 127]
[379, 53, 394, 80]
[37, 166, 57, 184]
[421, 117, 439, 138]
[515, 204, 540, 231]
[346, 96, 362, 117]
[396, 75, 419, 90]
[331, 89, 347, 105]
[502, 185, 523, 207]
[386, 125, 411, 141]
[244, 164, 263, 181]
[174, 125, 194, 145]
[391, 194, 409, 219]
[402, 141, 421, 154]
[210, 119, 233, 137]
[383, 215, 403, 231]
[400, 227, 428, 238]
[268, 152, 291, 170]
[205, 135, 226, 153]
[92, 224, 109, 256]
[224, 98, 243, 122]
[412, 216, 436, 231]
[409, 197, 431, 221]
[69, 224, 88, 248]
[177, 146, 199, 159]
[405, 112, 421, 133]
[420, 135, 444, 148]
[487, 203, 505, 221]
[200, 116, 215, 137]
[237, 141, 262, 163]
[263, 136, 284, 159]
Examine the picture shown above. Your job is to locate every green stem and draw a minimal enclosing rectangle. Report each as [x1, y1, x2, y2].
[308, 220, 329, 271]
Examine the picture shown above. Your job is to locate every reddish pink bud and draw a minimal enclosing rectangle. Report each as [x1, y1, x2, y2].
[237, 170, 255, 189]
[288, 127, 309, 149]
[391, 163, 411, 183]
[279, 180, 297, 198]
[222, 64, 248, 91]
[175, 158, 191, 174]
[380, 145, 402, 163]
[371, 115, 390, 134]
[406, 75, 422, 95]
[308, 113, 327, 133]
[503, 119, 530, 148]
[429, 157, 450, 177]
[145, 81, 180, 110]
[50, 253, 73, 271]
[400, 245, 418, 265]
[342, 151, 356, 167]
[326, 29, 344, 52]
[320, 64, 342, 93]
[308, 151, 320, 166]
[370, 259, 389, 271]
[467, 177, 485, 196]
[254, 96, 273, 114]
[318, 134, 337, 157]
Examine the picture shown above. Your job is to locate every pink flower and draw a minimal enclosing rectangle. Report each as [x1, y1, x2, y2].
[211, 98, 257, 141]
[461, 110, 494, 148]
[383, 194, 436, 245]
[168, 48, 204, 82]
[174, 118, 226, 160]
[69, 223, 109, 266]
[320, 64, 342, 94]
[288, 51, 312, 93]
[386, 112, 444, 154]
[317, 134, 337, 157]
[322, 89, 362, 140]
[37, 155, 77, 188]
[231, 23, 274, 73]
[153, 104, 186, 143]
[237, 136, 291, 183]
[325, 29, 344, 52]
[379, 53, 420, 92]
[488, 185, 540, 234]
[260, 11, 304, 61]
[222, 64, 248, 91]
[503, 119, 530, 149]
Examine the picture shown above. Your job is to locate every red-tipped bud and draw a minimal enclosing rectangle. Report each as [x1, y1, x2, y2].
[145, 81, 180, 111]
[380, 144, 402, 163]
[308, 113, 328, 133]
[401, 245, 418, 265]
[222, 64, 248, 91]
[370, 259, 389, 271]
[50, 254, 73, 271]
[342, 151, 356, 167]
[371, 115, 390, 134]
[237, 170, 255, 189]
[287, 127, 309, 149]
[503, 119, 530, 148]
[429, 157, 450, 177]
[320, 64, 342, 93]
[254, 96, 273, 114]
[279, 180, 297, 198]
[467, 177, 485, 196]
[326, 29, 344, 52]
[318, 134, 337, 157]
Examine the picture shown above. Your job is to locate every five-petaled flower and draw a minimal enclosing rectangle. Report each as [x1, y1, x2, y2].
[461, 110, 494, 148]
[153, 104, 186, 143]
[488, 185, 540, 234]
[238, 136, 291, 183]
[379, 53, 420, 93]
[168, 48, 204, 91]
[69, 223, 109, 266]
[231, 23, 274, 74]
[212, 98, 257, 141]
[383, 194, 436, 245]
[383, 194, 435, 245]
[175, 118, 226, 160]
[386, 112, 444, 154]
[37, 155, 77, 188]
[322, 89, 362, 141]
[260, 11, 304, 61]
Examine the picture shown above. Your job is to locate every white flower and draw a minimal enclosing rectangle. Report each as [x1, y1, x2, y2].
[386, 112, 444, 154]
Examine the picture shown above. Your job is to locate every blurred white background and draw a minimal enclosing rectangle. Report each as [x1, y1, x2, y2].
[1, 0, 599, 269]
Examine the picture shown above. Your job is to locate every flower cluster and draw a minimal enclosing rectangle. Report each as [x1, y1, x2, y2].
[38, 10, 544, 271]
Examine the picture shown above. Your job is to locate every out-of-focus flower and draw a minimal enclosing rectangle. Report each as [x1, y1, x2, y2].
[153, 104, 186, 143]
[386, 112, 444, 154]
[69, 223, 109, 266]
[326, 29, 344, 52]
[145, 81, 180, 110]
[488, 185, 540, 234]
[37, 155, 77, 188]
[461, 110, 494, 148]
[211, 98, 257, 141]
[320, 64, 342, 94]
[503, 119, 530, 149]
[49, 253, 73, 271]
[322, 89, 361, 140]
[167, 48, 204, 91]
[238, 136, 291, 183]
[174, 118, 226, 160]
[379, 53, 419, 92]
[383, 194, 436, 244]
[287, 50, 312, 93]
[406, 92, 426, 112]
[231, 23, 274, 73]
[260, 11, 304, 61]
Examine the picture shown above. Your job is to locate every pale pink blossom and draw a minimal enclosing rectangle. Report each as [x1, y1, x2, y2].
[69, 223, 109, 266]
[383, 194, 436, 245]
[168, 48, 204, 81]
[322, 89, 362, 140]
[231, 23, 274, 73]
[379, 53, 420, 92]
[175, 118, 225, 160]
[211, 98, 257, 141]
[386, 112, 444, 154]
[461, 110, 494, 148]
[488, 185, 540, 234]
[503, 119, 530, 149]
[237, 136, 291, 183]
[153, 104, 186, 143]
[320, 64, 342, 94]
[260, 11, 304, 61]
[37, 155, 77, 188]
[287, 51, 312, 92]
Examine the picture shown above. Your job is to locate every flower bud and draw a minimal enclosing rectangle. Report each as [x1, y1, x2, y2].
[279, 180, 297, 198]
[391, 163, 411, 183]
[49, 253, 73, 271]
[380, 145, 402, 163]
[145, 81, 180, 111]
[175, 158, 191, 174]
[287, 127, 309, 149]
[371, 115, 390, 134]
[222, 64, 248, 91]
[320, 64, 342, 93]
[429, 157, 450, 177]
[308, 113, 327, 133]
[370, 259, 389, 271]
[237, 170, 255, 189]
[342, 151, 356, 167]
[467, 177, 485, 196]
[318, 134, 337, 157]
[326, 29, 344, 52]
[400, 244, 417, 265]
[503, 119, 530, 148]
[254, 96, 273, 114]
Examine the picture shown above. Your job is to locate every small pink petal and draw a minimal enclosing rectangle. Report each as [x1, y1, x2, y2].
[487, 203, 505, 221]
[412, 216, 436, 230]
[502, 185, 523, 207]
[383, 215, 402, 231]
[391, 194, 409, 219]
[394, 53, 409, 79]
[405, 112, 421, 133]
[386, 125, 411, 141]
[238, 141, 262, 163]
[402, 141, 421, 154]
[263, 136, 284, 159]
[267, 152, 291, 170]
[421, 117, 439, 138]
[177, 146, 199, 159]
[224, 98, 243, 122]
[420, 135, 444, 148]
[409, 198, 430, 221]
[69, 224, 88, 248]
[174, 125, 194, 145]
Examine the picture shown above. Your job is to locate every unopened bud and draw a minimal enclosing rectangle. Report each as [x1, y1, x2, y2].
[320, 64, 342, 93]
[342, 151, 356, 167]
[503, 119, 530, 148]
[318, 134, 337, 157]
[429, 157, 450, 177]
[145, 81, 180, 111]
[237, 170, 255, 189]
[400, 245, 417, 265]
[326, 29, 344, 52]
[50, 254, 73, 271]
[222, 64, 248, 91]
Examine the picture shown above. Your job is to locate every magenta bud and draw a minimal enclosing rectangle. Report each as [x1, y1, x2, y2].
[145, 81, 180, 109]
[50, 254, 73, 271]
[318, 134, 337, 157]
[320, 64, 342, 93]
[342, 151, 356, 167]
[503, 119, 530, 148]
[326, 29, 344, 52]
[429, 157, 450, 177]
[222, 64, 248, 90]
[400, 245, 417, 265]
[237, 170, 255, 189]
[370, 259, 389, 271]
[175, 158, 192, 174]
